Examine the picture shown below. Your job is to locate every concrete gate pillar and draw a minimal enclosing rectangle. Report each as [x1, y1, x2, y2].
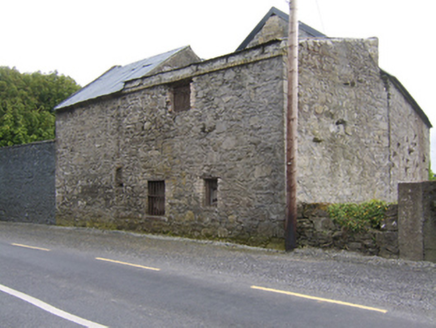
[398, 181, 436, 262]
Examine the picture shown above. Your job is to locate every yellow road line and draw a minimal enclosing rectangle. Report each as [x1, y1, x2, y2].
[251, 286, 388, 314]
[11, 243, 50, 252]
[95, 257, 161, 271]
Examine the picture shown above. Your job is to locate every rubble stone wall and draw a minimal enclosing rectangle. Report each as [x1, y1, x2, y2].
[297, 39, 392, 202]
[56, 44, 287, 246]
[297, 203, 399, 258]
[297, 39, 430, 203]
[387, 79, 430, 188]
[55, 39, 430, 245]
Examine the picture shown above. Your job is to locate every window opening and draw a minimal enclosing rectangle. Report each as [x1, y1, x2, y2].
[115, 167, 123, 187]
[148, 181, 165, 216]
[172, 81, 191, 112]
[205, 178, 218, 206]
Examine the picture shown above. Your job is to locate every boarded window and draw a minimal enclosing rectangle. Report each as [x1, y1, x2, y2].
[173, 81, 190, 112]
[205, 178, 218, 206]
[147, 181, 165, 216]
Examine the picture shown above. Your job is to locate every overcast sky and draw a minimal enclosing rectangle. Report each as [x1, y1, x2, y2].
[1, 0, 435, 170]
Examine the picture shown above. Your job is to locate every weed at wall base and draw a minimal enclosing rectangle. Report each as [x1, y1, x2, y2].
[327, 199, 388, 233]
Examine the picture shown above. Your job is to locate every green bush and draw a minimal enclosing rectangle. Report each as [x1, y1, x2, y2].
[327, 199, 388, 232]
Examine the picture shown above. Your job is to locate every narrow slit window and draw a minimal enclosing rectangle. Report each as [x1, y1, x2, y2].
[205, 178, 218, 207]
[172, 81, 191, 112]
[147, 181, 165, 216]
[115, 167, 123, 187]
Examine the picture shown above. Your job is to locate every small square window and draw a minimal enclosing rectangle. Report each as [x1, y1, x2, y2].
[205, 178, 218, 206]
[172, 81, 191, 112]
[147, 181, 165, 216]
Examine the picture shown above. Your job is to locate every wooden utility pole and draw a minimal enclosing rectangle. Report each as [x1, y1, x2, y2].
[285, 0, 299, 251]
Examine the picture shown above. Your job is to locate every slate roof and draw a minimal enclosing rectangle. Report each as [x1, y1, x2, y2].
[236, 7, 326, 52]
[381, 70, 432, 128]
[55, 46, 190, 110]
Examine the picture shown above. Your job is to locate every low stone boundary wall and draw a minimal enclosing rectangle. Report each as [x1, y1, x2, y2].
[0, 140, 55, 224]
[297, 203, 399, 259]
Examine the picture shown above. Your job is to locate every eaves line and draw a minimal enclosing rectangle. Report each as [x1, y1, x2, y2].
[121, 43, 287, 95]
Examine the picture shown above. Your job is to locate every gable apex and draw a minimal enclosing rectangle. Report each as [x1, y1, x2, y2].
[236, 7, 326, 52]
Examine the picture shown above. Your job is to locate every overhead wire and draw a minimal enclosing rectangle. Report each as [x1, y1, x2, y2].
[314, 0, 327, 34]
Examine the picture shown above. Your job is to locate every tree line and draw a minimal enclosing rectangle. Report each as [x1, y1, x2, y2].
[0, 67, 81, 147]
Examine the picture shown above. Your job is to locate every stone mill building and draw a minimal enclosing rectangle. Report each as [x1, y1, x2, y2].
[54, 7, 431, 243]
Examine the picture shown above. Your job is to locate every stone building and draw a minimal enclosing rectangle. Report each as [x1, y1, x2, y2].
[55, 7, 431, 244]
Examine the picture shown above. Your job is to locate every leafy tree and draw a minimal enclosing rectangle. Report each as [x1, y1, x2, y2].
[0, 67, 80, 147]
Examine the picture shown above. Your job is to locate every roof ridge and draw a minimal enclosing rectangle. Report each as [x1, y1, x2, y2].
[122, 46, 189, 70]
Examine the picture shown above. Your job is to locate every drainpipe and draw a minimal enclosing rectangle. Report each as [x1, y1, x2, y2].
[285, 0, 299, 251]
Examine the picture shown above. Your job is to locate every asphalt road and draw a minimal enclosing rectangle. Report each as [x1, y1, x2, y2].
[0, 222, 435, 327]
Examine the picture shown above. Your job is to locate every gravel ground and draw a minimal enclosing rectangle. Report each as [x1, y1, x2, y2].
[1, 222, 435, 325]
